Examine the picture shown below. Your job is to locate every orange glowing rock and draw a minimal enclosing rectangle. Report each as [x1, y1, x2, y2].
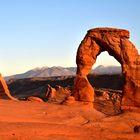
[0, 74, 18, 100]
[73, 28, 140, 107]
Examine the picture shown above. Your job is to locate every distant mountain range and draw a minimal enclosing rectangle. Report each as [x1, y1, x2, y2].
[5, 65, 121, 81]
[93, 65, 121, 75]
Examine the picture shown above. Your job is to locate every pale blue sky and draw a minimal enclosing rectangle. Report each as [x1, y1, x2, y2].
[0, 0, 140, 76]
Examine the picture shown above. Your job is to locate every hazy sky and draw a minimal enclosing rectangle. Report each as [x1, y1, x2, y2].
[0, 0, 140, 76]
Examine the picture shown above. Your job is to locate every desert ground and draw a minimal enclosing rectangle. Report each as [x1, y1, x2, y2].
[0, 99, 140, 140]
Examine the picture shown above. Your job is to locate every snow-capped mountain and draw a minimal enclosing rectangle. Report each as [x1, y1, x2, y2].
[5, 65, 121, 81]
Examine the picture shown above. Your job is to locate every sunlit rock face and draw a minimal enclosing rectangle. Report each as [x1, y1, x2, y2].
[0, 74, 17, 100]
[73, 27, 140, 107]
[46, 84, 71, 103]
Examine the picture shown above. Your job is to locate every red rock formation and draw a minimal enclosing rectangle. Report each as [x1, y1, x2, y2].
[73, 75, 94, 102]
[27, 96, 44, 102]
[73, 27, 140, 107]
[0, 74, 18, 100]
[63, 96, 76, 105]
[46, 84, 71, 103]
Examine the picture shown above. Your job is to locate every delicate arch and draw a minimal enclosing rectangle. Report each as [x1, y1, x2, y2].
[73, 28, 140, 107]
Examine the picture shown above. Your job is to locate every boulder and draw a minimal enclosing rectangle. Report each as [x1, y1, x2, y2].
[27, 96, 44, 102]
[46, 84, 71, 103]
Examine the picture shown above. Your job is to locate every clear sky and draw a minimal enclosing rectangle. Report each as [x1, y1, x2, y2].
[0, 0, 140, 76]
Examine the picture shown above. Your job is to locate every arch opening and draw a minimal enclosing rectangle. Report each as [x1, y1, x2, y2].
[87, 51, 123, 114]
[92, 51, 121, 69]
[88, 51, 123, 90]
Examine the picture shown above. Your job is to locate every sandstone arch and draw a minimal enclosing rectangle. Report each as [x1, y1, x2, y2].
[0, 74, 18, 100]
[73, 28, 140, 107]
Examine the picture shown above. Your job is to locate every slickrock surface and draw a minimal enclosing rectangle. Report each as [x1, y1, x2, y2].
[0, 99, 140, 140]
[73, 28, 140, 107]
